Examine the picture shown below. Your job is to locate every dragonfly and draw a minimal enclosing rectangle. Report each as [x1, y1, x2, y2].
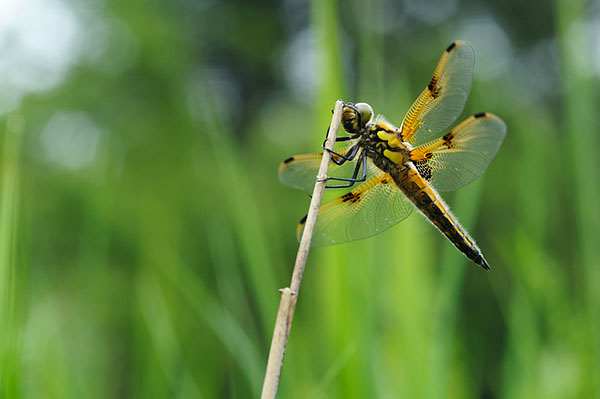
[278, 41, 506, 270]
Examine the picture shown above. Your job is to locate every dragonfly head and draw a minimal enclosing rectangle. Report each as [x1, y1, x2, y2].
[342, 102, 373, 133]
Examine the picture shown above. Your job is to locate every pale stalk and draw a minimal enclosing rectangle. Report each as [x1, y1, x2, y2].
[260, 100, 344, 399]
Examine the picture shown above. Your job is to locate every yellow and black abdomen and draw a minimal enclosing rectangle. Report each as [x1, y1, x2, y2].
[391, 165, 490, 270]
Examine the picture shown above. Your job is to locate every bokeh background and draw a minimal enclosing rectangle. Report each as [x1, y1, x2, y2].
[1, 0, 600, 397]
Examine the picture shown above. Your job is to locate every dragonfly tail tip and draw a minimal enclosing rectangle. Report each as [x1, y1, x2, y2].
[479, 257, 491, 271]
[473, 254, 491, 270]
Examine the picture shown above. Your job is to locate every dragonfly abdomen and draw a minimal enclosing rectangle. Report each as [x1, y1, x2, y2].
[392, 165, 490, 270]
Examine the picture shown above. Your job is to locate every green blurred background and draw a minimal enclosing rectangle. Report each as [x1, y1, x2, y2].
[1, 0, 600, 397]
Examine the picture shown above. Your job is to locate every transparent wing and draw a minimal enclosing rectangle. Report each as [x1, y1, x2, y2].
[409, 112, 506, 192]
[400, 41, 475, 146]
[296, 161, 414, 246]
[278, 140, 359, 191]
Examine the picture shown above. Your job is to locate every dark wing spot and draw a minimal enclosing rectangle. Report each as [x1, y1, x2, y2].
[425, 152, 433, 159]
[299, 215, 307, 225]
[428, 76, 442, 99]
[442, 131, 455, 148]
[283, 157, 294, 164]
[428, 75, 438, 91]
[446, 42, 457, 52]
[341, 191, 362, 204]
[380, 178, 391, 185]
[474, 112, 487, 118]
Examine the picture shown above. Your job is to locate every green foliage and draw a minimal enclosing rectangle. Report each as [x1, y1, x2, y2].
[1, 0, 600, 397]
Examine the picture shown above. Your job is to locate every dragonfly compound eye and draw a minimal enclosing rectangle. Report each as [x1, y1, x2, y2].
[342, 102, 373, 133]
[355, 102, 373, 125]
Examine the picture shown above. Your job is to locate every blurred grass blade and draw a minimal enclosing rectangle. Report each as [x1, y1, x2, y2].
[0, 114, 24, 398]
[310, 343, 356, 398]
[159, 256, 264, 396]
[310, 0, 344, 124]
[137, 269, 203, 398]
[555, 0, 600, 393]
[191, 72, 278, 332]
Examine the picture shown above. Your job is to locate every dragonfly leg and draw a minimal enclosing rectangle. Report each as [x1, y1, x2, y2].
[325, 152, 368, 188]
[323, 143, 359, 165]
[323, 127, 354, 143]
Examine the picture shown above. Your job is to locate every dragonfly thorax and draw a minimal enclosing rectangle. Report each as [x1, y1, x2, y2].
[343, 102, 413, 167]
[363, 118, 412, 167]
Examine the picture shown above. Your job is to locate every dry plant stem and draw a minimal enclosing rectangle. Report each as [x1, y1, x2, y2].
[261, 100, 344, 399]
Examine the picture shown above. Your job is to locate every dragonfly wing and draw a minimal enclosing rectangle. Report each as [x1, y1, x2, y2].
[400, 41, 475, 146]
[297, 161, 414, 246]
[278, 141, 359, 191]
[410, 112, 507, 192]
